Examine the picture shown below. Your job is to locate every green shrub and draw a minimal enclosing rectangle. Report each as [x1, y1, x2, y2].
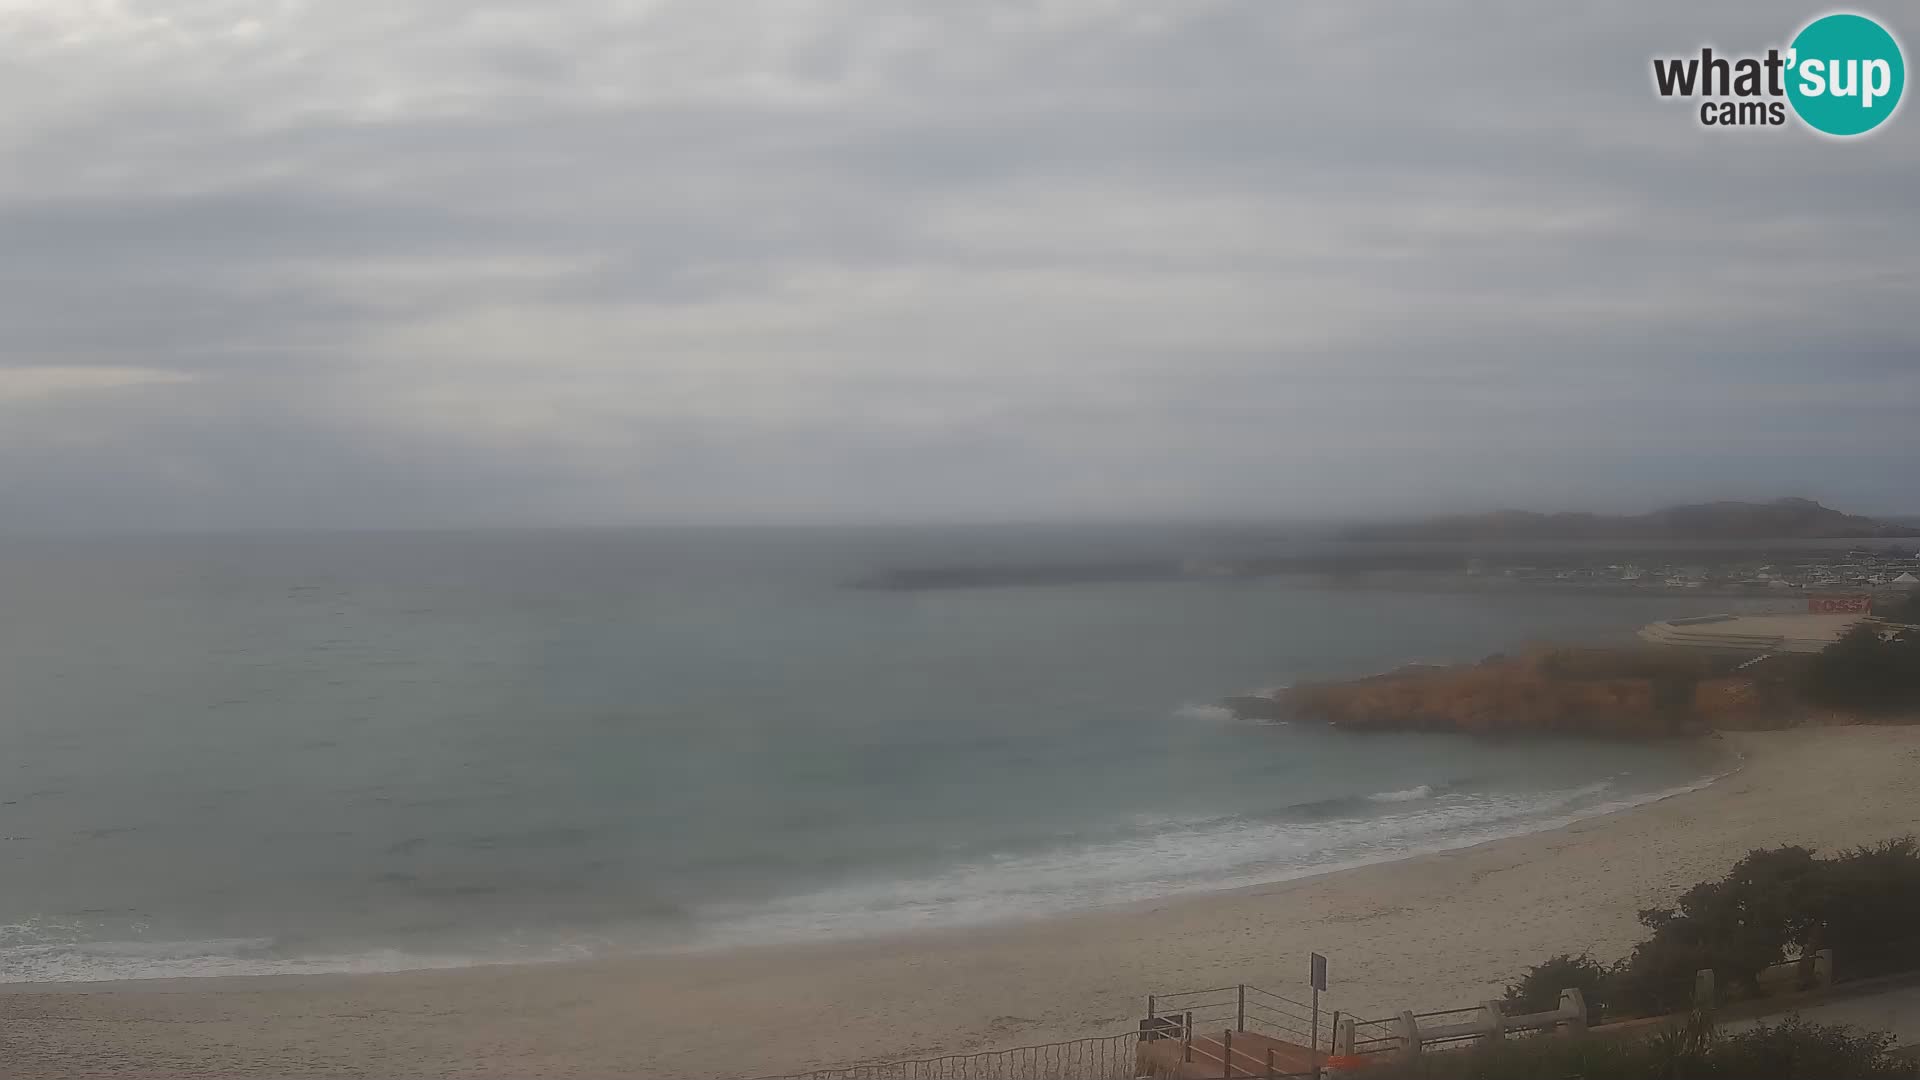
[1370, 1018, 1916, 1080]
[1690, 1018, 1916, 1079]
[1611, 846, 1819, 1014]
[1500, 953, 1612, 1017]
[1798, 624, 1920, 712]
[1505, 837, 1920, 1020]
[1797, 837, 1920, 979]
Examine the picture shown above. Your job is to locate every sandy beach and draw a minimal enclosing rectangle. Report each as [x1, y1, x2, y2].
[4, 724, 1918, 1079]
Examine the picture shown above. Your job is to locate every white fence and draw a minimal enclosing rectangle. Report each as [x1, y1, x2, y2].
[1337, 988, 1587, 1063]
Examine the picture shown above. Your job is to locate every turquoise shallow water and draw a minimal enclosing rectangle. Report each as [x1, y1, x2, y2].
[0, 528, 1744, 982]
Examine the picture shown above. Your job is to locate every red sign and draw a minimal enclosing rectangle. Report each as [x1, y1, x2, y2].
[1808, 595, 1872, 614]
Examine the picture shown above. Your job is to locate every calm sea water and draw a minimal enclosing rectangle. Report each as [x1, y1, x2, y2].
[0, 528, 1751, 982]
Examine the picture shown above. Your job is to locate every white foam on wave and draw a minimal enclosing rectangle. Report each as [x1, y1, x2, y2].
[1172, 702, 1238, 723]
[691, 769, 1725, 951]
[0, 925, 592, 985]
[1346, 660, 1450, 680]
[3, 771, 1738, 981]
[1366, 784, 1434, 803]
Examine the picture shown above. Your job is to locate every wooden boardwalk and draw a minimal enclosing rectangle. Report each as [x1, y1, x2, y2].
[1137, 1027, 1324, 1078]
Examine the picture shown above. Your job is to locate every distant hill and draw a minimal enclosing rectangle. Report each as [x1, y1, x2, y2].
[1342, 498, 1920, 542]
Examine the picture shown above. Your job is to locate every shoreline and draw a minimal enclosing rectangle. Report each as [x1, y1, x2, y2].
[0, 736, 1740, 985]
[5, 725, 1918, 1079]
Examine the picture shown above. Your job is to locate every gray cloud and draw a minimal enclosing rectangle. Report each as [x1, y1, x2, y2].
[0, 0, 1915, 531]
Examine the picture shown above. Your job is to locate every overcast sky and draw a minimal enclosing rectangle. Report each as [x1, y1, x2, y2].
[1, 1, 1916, 531]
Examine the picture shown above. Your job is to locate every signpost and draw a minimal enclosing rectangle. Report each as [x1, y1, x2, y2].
[1310, 952, 1328, 1055]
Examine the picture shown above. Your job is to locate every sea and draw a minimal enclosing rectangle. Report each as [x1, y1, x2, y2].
[0, 526, 1760, 984]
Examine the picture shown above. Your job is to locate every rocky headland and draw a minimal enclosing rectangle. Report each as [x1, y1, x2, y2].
[1227, 647, 1809, 737]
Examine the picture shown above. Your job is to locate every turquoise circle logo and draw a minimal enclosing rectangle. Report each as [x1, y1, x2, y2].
[1787, 13, 1905, 136]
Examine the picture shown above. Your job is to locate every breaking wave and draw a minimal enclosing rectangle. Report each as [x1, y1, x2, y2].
[691, 771, 1724, 950]
[1366, 784, 1435, 803]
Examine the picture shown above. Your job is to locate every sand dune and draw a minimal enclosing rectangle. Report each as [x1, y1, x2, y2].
[5, 725, 1918, 1079]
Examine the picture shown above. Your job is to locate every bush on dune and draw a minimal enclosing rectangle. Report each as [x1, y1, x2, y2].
[1799, 837, 1920, 979]
[1610, 845, 1820, 1015]
[1500, 837, 1920, 1022]
[1798, 624, 1920, 713]
[1499, 953, 1612, 1017]
[1700, 1019, 1916, 1079]
[1372, 1018, 1916, 1080]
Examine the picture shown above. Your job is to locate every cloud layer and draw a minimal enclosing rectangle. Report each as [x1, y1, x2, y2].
[2, 1, 1916, 529]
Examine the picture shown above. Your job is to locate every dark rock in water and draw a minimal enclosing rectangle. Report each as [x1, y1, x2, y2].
[1221, 695, 1292, 722]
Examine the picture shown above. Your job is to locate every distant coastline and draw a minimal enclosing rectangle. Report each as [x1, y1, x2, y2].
[852, 538, 1920, 596]
[1341, 497, 1920, 543]
[847, 499, 1920, 593]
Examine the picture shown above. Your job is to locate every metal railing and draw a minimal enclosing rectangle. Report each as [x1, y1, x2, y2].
[1138, 1016, 1320, 1078]
[1139, 982, 1331, 1078]
[1341, 989, 1589, 1060]
[1180, 1029, 1318, 1079]
[1342, 1014, 1400, 1058]
[1198, 1022, 1320, 1076]
[1755, 951, 1830, 996]
[748, 938, 1920, 1080]
[748, 1031, 1144, 1080]
[1146, 983, 1327, 1052]
[1402, 1005, 1489, 1052]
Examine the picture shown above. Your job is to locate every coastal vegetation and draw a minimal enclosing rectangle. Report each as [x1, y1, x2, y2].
[1253, 647, 1784, 737]
[1499, 837, 1920, 1021]
[1372, 1017, 1916, 1080]
[1800, 624, 1920, 713]
[1499, 953, 1613, 1016]
[1248, 619, 1918, 736]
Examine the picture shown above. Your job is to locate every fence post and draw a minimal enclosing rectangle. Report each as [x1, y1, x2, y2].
[1329, 1010, 1341, 1056]
[1813, 949, 1834, 989]
[1311, 985, 1320, 1059]
[1148, 993, 1156, 1020]
[1693, 968, 1716, 1012]
[1482, 1000, 1506, 1043]
[1559, 988, 1587, 1036]
[1398, 1010, 1421, 1064]
[1336, 1016, 1356, 1056]
[1223, 1028, 1233, 1079]
[1185, 1013, 1194, 1062]
[1266, 1047, 1276, 1080]
[1238, 984, 1246, 1032]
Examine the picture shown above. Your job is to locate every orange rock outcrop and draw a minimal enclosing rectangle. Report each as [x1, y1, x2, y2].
[1273, 648, 1786, 737]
